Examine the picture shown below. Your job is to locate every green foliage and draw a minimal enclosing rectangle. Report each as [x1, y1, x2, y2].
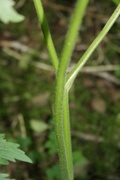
[112, 0, 120, 5]
[0, 139, 31, 179]
[73, 151, 87, 164]
[73, 151, 88, 178]
[115, 68, 120, 77]
[0, 174, 10, 180]
[45, 131, 57, 154]
[46, 164, 61, 180]
[0, 134, 32, 178]
[0, 0, 24, 24]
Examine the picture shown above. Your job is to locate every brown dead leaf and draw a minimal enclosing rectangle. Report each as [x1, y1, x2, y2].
[32, 92, 50, 106]
[91, 97, 106, 114]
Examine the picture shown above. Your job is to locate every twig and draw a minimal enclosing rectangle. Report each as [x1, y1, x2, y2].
[2, 47, 120, 75]
[68, 64, 120, 73]
[18, 114, 27, 138]
[72, 131, 104, 143]
[0, 40, 29, 52]
[92, 72, 120, 85]
[43, 0, 72, 13]
[72, 130, 120, 149]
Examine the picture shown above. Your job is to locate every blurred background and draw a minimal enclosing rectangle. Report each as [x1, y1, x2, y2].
[0, 0, 120, 179]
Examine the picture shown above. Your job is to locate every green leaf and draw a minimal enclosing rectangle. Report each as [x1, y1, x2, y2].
[0, 134, 5, 140]
[0, 157, 9, 165]
[46, 164, 61, 180]
[0, 0, 24, 24]
[73, 151, 88, 164]
[73, 151, 89, 178]
[0, 134, 32, 164]
[45, 131, 57, 154]
[0, 174, 10, 180]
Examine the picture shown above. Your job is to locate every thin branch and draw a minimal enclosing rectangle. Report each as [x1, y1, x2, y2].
[33, 0, 59, 73]
[92, 72, 120, 85]
[66, 4, 120, 91]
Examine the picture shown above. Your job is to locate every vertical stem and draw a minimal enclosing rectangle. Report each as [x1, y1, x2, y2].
[54, 1, 88, 179]
[33, 0, 89, 179]
[33, 0, 59, 73]
[63, 90, 73, 179]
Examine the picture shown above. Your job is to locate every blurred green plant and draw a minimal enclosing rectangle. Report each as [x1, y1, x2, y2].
[0, 174, 10, 180]
[0, 1, 31, 179]
[46, 164, 61, 180]
[112, 0, 120, 5]
[33, 0, 120, 179]
[115, 68, 120, 77]
[45, 131, 57, 155]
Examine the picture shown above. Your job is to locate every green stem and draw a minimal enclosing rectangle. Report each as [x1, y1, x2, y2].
[66, 3, 120, 91]
[33, 0, 59, 73]
[60, 0, 89, 70]
[54, 0, 88, 179]
[63, 90, 73, 179]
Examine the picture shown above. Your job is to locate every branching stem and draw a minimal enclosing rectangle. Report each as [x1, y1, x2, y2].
[66, 3, 120, 91]
[33, 0, 120, 180]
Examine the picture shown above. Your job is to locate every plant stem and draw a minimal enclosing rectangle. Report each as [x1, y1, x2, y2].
[63, 90, 73, 179]
[54, 0, 88, 179]
[60, 0, 89, 70]
[33, 0, 59, 73]
[66, 3, 120, 91]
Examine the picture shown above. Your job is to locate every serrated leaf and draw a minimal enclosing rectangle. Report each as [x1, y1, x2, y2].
[0, 0, 24, 24]
[0, 134, 32, 164]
